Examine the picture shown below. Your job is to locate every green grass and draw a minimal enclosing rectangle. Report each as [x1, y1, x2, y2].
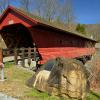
[26, 89, 100, 100]
[4, 62, 33, 82]
[3, 62, 100, 100]
[87, 91, 100, 100]
[26, 89, 57, 100]
[3, 62, 56, 100]
[4, 61, 15, 68]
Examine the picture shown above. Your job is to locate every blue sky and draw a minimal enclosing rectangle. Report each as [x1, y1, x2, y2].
[73, 0, 100, 24]
[10, 0, 100, 24]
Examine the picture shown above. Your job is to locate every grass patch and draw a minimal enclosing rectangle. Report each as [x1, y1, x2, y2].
[25, 89, 57, 100]
[4, 62, 32, 82]
[26, 89, 100, 100]
[2, 62, 58, 100]
[4, 61, 15, 68]
[87, 91, 100, 100]
[1, 62, 100, 100]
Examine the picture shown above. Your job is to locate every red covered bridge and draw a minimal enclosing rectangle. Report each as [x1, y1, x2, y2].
[0, 6, 96, 63]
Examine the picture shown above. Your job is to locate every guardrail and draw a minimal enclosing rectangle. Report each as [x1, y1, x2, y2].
[0, 47, 38, 67]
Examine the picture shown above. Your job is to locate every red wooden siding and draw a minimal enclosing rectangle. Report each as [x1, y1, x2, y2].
[38, 47, 95, 64]
[0, 9, 37, 30]
[0, 6, 96, 64]
[29, 27, 95, 63]
[29, 27, 87, 48]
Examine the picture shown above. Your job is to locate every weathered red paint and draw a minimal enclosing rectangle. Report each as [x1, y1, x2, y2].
[0, 6, 96, 63]
[0, 6, 38, 29]
[29, 28, 86, 48]
[0, 13, 30, 29]
[38, 47, 95, 63]
[29, 27, 95, 63]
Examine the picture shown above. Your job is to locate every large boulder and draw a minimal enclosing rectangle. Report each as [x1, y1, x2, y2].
[31, 57, 90, 99]
[33, 70, 50, 92]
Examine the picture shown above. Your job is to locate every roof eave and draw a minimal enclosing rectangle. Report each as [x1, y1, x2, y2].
[38, 22, 97, 42]
[0, 6, 97, 42]
[0, 6, 39, 25]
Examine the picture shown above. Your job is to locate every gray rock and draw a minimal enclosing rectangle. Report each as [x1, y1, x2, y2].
[31, 57, 90, 100]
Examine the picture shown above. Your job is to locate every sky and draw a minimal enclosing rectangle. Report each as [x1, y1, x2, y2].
[10, 0, 100, 24]
[73, 0, 100, 24]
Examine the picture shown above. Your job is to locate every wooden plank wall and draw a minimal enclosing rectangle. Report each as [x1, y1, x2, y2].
[39, 47, 96, 64]
[0, 47, 96, 65]
[2, 48, 36, 67]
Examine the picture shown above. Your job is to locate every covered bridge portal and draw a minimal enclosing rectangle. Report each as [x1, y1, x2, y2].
[1, 23, 33, 48]
[0, 6, 96, 63]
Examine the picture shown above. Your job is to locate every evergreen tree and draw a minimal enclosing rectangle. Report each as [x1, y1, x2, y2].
[76, 24, 86, 35]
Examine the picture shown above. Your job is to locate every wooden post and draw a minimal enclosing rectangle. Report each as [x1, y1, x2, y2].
[28, 47, 31, 67]
[0, 48, 4, 81]
[33, 43, 38, 71]
[14, 48, 18, 65]
[7, 49, 10, 56]
[21, 48, 25, 67]
[0, 48, 3, 63]
[33, 43, 36, 61]
[0, 63, 4, 81]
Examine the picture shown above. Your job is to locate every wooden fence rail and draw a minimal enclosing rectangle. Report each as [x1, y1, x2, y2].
[0, 47, 37, 67]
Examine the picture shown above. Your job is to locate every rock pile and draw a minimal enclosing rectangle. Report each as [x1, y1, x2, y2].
[28, 57, 90, 99]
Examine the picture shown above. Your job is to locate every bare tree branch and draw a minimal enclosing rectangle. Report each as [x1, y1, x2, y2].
[32, 0, 59, 21]
[61, 0, 75, 24]
[0, 0, 10, 13]
[19, 0, 31, 12]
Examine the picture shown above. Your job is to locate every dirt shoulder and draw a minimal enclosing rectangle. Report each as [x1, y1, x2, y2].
[0, 63, 34, 100]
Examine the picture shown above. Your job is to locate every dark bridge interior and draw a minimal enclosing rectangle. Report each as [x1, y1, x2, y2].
[0, 23, 33, 48]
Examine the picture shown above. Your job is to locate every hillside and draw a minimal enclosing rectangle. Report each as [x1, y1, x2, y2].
[65, 24, 100, 41]
[85, 24, 100, 41]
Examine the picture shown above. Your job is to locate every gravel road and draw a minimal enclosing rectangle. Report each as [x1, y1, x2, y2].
[0, 92, 18, 100]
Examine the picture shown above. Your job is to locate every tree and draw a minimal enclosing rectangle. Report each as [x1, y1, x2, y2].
[76, 24, 86, 34]
[43, 0, 58, 21]
[61, 0, 75, 24]
[16, 0, 75, 24]
[19, 0, 31, 12]
[32, 0, 45, 17]
[0, 0, 10, 13]
[33, 0, 59, 21]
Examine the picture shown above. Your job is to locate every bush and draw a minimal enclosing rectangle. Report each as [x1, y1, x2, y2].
[90, 49, 100, 92]
[76, 24, 86, 34]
